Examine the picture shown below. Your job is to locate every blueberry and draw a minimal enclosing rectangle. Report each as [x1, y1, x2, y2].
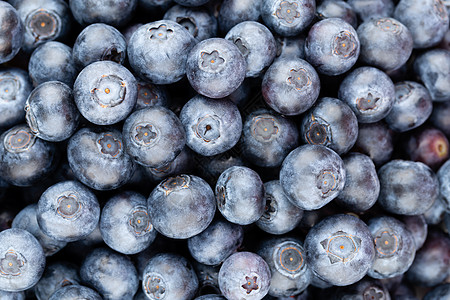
[73, 23, 127, 68]
[424, 195, 448, 225]
[36, 180, 100, 242]
[218, 251, 271, 300]
[305, 18, 360, 76]
[260, 0, 315, 37]
[194, 295, 226, 300]
[80, 247, 139, 300]
[338, 67, 395, 123]
[127, 20, 197, 85]
[424, 283, 450, 300]
[257, 237, 312, 297]
[401, 215, 428, 250]
[262, 57, 320, 116]
[69, 0, 137, 27]
[0, 290, 25, 300]
[163, 4, 218, 41]
[0, 228, 46, 292]
[304, 214, 375, 286]
[394, 0, 449, 49]
[180, 95, 242, 156]
[174, 0, 209, 6]
[414, 49, 450, 102]
[186, 38, 246, 99]
[218, 0, 261, 34]
[301, 97, 359, 155]
[28, 41, 78, 87]
[25, 81, 80, 142]
[0, 68, 33, 129]
[48, 285, 102, 300]
[437, 159, 450, 209]
[378, 160, 439, 215]
[316, 0, 357, 28]
[148, 174, 216, 238]
[73, 61, 137, 125]
[274, 34, 306, 60]
[225, 21, 277, 78]
[353, 121, 394, 166]
[215, 166, 265, 225]
[34, 262, 80, 300]
[122, 106, 186, 168]
[134, 80, 170, 111]
[12, 204, 67, 256]
[100, 191, 157, 255]
[347, 0, 394, 22]
[335, 152, 380, 212]
[357, 17, 413, 71]
[256, 180, 304, 235]
[431, 101, 450, 136]
[196, 151, 246, 186]
[280, 144, 346, 210]
[0, 2, 23, 64]
[142, 253, 198, 300]
[67, 127, 135, 190]
[0, 124, 56, 186]
[242, 109, 299, 168]
[188, 219, 244, 266]
[334, 278, 391, 300]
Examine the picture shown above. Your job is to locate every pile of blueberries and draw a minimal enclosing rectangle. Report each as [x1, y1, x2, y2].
[0, 0, 450, 299]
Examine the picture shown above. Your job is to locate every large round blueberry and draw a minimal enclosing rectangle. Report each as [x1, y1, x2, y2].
[69, 0, 137, 27]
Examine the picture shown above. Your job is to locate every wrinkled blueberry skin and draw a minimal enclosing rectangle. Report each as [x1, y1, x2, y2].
[180, 95, 242, 156]
[280, 144, 346, 210]
[424, 283, 450, 300]
[367, 216, 416, 279]
[338, 67, 395, 123]
[0, 228, 46, 292]
[128, 20, 197, 85]
[0, 2, 23, 64]
[348, 0, 394, 22]
[37, 180, 100, 242]
[336, 152, 380, 212]
[414, 49, 450, 102]
[133, 80, 169, 111]
[219, 251, 271, 300]
[142, 253, 198, 300]
[353, 121, 394, 166]
[122, 106, 186, 168]
[316, 0, 357, 28]
[357, 17, 413, 71]
[304, 214, 375, 286]
[242, 109, 299, 168]
[164, 4, 217, 41]
[256, 180, 304, 235]
[188, 219, 244, 266]
[28, 41, 78, 87]
[301, 97, 358, 155]
[73, 61, 137, 125]
[80, 248, 139, 300]
[34, 262, 80, 300]
[257, 237, 312, 297]
[215, 166, 265, 225]
[401, 215, 428, 250]
[406, 231, 450, 287]
[385, 81, 433, 133]
[143, 147, 194, 182]
[49, 285, 102, 300]
[394, 0, 449, 49]
[186, 38, 246, 99]
[0, 124, 56, 186]
[261, 0, 315, 37]
[73, 23, 127, 68]
[0, 290, 25, 300]
[305, 18, 360, 76]
[0, 68, 33, 129]
[406, 127, 449, 170]
[12, 204, 67, 257]
[148, 174, 216, 239]
[69, 0, 137, 27]
[378, 160, 439, 215]
[15, 0, 71, 52]
[25, 81, 80, 142]
[67, 127, 135, 190]
[218, 0, 261, 34]
[100, 191, 156, 255]
[262, 57, 320, 116]
[225, 21, 277, 77]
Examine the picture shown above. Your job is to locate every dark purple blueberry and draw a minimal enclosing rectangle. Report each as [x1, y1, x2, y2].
[218, 0, 261, 34]
[49, 285, 102, 300]
[316, 0, 357, 28]
[424, 283, 450, 300]
[431, 101, 450, 136]
[334, 278, 391, 300]
[0, 2, 23, 64]
[424, 195, 448, 225]
[143, 146, 194, 182]
[218, 252, 271, 299]
[274, 33, 306, 60]
[34, 262, 80, 300]
[215, 166, 265, 225]
[304, 214, 375, 286]
[338, 67, 395, 123]
[353, 121, 394, 166]
[280, 144, 346, 210]
[0, 290, 24, 300]
[174, 0, 209, 6]
[134, 80, 169, 111]
[186, 38, 246, 99]
[262, 57, 320, 116]
[347, 0, 394, 22]
[437, 159, 450, 210]
[401, 215, 428, 250]
[69, 0, 137, 27]
[305, 18, 360, 76]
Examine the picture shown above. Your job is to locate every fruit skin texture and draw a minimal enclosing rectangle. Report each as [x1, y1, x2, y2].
[0, 2, 23, 64]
